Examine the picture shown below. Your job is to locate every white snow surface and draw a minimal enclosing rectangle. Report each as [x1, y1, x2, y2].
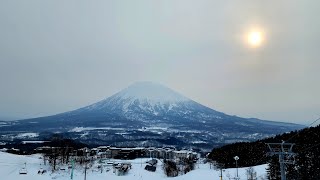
[0, 152, 268, 180]
[79, 81, 192, 114]
[114, 81, 189, 104]
[16, 133, 39, 138]
[69, 127, 125, 132]
[21, 141, 47, 144]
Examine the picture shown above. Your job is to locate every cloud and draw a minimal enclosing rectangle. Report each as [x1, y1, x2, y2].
[0, 0, 319, 123]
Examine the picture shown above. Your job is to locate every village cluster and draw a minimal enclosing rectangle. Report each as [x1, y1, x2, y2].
[35, 146, 199, 160]
[30, 145, 200, 176]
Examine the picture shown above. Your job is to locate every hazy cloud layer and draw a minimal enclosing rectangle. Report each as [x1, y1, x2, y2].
[0, 0, 319, 123]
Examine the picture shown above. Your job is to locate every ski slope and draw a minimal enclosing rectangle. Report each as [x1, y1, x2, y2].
[0, 152, 268, 180]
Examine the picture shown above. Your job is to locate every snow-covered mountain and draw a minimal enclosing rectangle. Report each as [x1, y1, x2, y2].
[0, 82, 304, 150]
[70, 81, 224, 123]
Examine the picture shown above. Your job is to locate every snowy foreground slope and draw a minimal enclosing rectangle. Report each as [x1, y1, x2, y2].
[0, 152, 268, 180]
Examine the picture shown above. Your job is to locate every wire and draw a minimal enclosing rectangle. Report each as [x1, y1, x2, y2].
[300, 142, 320, 153]
[253, 154, 268, 166]
[285, 116, 320, 143]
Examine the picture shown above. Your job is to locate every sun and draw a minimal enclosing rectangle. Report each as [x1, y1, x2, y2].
[247, 30, 264, 47]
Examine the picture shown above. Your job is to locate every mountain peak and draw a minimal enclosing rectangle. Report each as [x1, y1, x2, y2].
[74, 81, 192, 114]
[114, 81, 189, 103]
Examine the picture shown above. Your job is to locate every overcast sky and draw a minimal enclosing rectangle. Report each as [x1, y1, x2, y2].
[0, 0, 319, 124]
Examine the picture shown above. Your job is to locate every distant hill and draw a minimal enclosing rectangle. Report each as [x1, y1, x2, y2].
[0, 116, 19, 121]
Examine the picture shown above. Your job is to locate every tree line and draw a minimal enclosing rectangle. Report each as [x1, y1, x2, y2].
[208, 125, 320, 179]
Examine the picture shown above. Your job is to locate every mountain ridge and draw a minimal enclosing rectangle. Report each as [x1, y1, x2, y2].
[0, 81, 304, 150]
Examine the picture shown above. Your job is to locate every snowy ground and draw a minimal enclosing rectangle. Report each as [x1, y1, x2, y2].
[0, 152, 268, 180]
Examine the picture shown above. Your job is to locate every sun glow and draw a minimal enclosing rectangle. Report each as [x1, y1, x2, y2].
[247, 30, 264, 48]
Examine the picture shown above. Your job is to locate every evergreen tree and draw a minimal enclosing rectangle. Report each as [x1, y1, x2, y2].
[209, 125, 320, 178]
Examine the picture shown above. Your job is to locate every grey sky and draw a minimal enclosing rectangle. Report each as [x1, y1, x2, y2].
[0, 0, 319, 124]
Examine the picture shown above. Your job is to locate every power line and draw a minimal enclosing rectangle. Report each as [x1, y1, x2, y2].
[300, 142, 320, 153]
[285, 116, 320, 143]
[253, 154, 267, 166]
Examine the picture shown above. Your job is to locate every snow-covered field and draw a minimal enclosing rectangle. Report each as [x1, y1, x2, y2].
[0, 152, 268, 180]
[16, 133, 39, 138]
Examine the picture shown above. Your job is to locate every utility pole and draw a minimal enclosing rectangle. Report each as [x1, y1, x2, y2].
[217, 163, 224, 180]
[234, 156, 240, 180]
[267, 143, 296, 180]
[70, 159, 74, 180]
[43, 155, 46, 166]
[84, 158, 87, 180]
